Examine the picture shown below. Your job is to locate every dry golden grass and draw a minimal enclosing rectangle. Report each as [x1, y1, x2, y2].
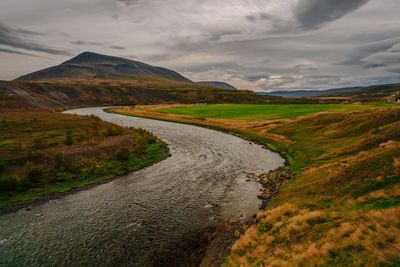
[111, 105, 400, 266]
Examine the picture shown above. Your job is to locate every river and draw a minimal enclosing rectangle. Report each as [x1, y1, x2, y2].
[0, 107, 284, 266]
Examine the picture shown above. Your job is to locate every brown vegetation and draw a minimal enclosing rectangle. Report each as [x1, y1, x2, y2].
[0, 110, 167, 209]
[111, 104, 400, 266]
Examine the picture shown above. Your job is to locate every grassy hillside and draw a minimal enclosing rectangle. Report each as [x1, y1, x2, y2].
[111, 104, 400, 266]
[0, 78, 359, 111]
[0, 79, 287, 110]
[264, 83, 400, 102]
[0, 110, 168, 210]
[327, 83, 400, 102]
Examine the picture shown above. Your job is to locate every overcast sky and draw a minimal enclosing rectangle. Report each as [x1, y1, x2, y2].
[0, 0, 399, 91]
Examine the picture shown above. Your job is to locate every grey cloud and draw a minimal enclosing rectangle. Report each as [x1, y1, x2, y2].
[71, 40, 126, 50]
[180, 63, 247, 74]
[0, 0, 399, 90]
[362, 51, 400, 66]
[246, 13, 273, 23]
[70, 40, 103, 46]
[110, 45, 126, 50]
[294, 0, 370, 29]
[361, 62, 386, 69]
[0, 22, 70, 55]
[116, 0, 141, 6]
[335, 37, 400, 67]
[244, 74, 270, 82]
[293, 64, 318, 71]
[357, 41, 400, 71]
[0, 46, 38, 57]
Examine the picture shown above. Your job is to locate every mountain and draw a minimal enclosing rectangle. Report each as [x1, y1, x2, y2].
[260, 83, 400, 101]
[259, 87, 363, 98]
[197, 81, 237, 90]
[17, 52, 192, 83]
[0, 52, 342, 110]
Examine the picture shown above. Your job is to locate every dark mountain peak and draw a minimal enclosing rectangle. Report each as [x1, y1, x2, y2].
[16, 52, 192, 83]
[62, 51, 128, 65]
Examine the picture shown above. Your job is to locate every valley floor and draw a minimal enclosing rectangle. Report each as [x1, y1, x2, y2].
[111, 103, 400, 266]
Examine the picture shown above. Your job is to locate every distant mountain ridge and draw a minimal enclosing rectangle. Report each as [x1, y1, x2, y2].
[260, 83, 400, 100]
[17, 52, 192, 83]
[197, 81, 237, 90]
[259, 87, 363, 98]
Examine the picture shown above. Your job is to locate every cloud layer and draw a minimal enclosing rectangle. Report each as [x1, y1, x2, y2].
[0, 0, 399, 91]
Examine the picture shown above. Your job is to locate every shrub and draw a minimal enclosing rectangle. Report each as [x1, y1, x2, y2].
[104, 127, 123, 137]
[89, 115, 101, 121]
[53, 153, 73, 171]
[22, 127, 34, 133]
[91, 126, 100, 137]
[257, 222, 273, 234]
[148, 136, 157, 144]
[33, 138, 45, 149]
[115, 148, 131, 161]
[23, 168, 42, 187]
[64, 129, 73, 146]
[0, 161, 5, 174]
[0, 177, 19, 193]
[76, 133, 88, 144]
[54, 153, 64, 169]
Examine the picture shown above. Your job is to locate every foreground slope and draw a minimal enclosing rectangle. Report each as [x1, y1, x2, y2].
[224, 107, 400, 266]
[111, 104, 400, 266]
[0, 110, 167, 210]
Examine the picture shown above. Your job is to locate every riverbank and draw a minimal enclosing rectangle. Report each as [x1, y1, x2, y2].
[110, 104, 400, 266]
[0, 110, 169, 213]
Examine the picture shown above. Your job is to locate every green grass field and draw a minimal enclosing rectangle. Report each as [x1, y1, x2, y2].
[160, 103, 390, 120]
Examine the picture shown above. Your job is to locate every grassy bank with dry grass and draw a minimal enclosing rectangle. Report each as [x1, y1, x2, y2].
[110, 104, 400, 266]
[0, 110, 168, 211]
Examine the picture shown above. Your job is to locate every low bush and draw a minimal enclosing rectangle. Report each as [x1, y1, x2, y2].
[115, 148, 131, 161]
[104, 127, 123, 137]
[32, 138, 45, 149]
[64, 129, 73, 146]
[0, 161, 5, 174]
[0, 177, 19, 193]
[22, 168, 42, 187]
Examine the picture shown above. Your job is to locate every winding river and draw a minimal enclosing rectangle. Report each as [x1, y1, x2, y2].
[0, 107, 284, 266]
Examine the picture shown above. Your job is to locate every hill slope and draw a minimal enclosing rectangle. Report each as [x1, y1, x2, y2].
[260, 87, 362, 98]
[110, 104, 400, 266]
[0, 79, 284, 110]
[262, 83, 400, 101]
[17, 52, 192, 83]
[197, 81, 237, 90]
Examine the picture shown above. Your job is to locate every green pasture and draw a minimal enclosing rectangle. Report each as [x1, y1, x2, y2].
[160, 103, 389, 120]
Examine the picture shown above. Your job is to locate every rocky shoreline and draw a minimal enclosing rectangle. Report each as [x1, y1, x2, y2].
[197, 167, 293, 266]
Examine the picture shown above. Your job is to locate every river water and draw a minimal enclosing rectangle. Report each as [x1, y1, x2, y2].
[0, 107, 284, 266]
